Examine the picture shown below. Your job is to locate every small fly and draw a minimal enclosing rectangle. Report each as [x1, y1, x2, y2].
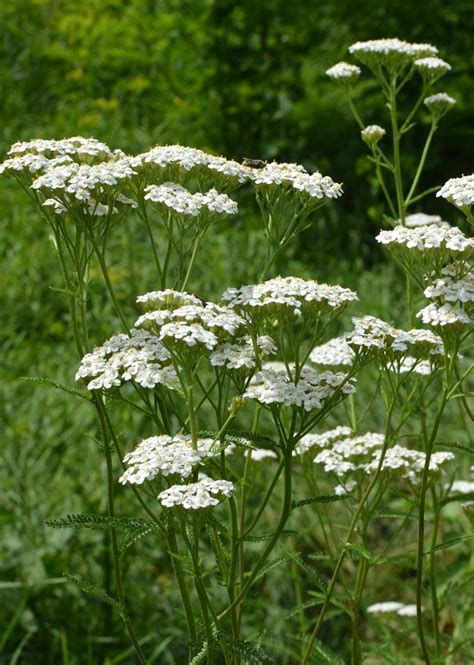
[242, 158, 267, 169]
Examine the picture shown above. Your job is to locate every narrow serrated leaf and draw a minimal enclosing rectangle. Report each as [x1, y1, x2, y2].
[64, 573, 124, 615]
[291, 494, 350, 511]
[424, 533, 474, 556]
[21, 376, 89, 400]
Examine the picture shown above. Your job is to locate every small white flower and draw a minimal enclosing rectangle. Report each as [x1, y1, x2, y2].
[437, 174, 474, 212]
[326, 62, 361, 82]
[310, 336, 355, 367]
[244, 366, 355, 412]
[361, 125, 386, 145]
[158, 477, 234, 509]
[144, 182, 238, 217]
[414, 57, 451, 76]
[424, 93, 456, 113]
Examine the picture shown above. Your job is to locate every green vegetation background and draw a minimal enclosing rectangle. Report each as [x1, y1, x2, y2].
[1, 1, 473, 662]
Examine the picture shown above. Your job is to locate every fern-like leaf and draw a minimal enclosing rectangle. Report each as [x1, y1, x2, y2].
[239, 529, 297, 543]
[64, 573, 124, 616]
[21, 376, 90, 400]
[424, 533, 474, 556]
[45, 513, 159, 531]
[217, 630, 274, 664]
[290, 494, 351, 511]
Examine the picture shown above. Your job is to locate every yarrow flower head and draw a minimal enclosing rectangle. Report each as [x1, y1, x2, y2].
[244, 365, 355, 412]
[132, 144, 249, 189]
[414, 57, 451, 77]
[346, 315, 445, 363]
[75, 329, 178, 391]
[397, 213, 447, 228]
[349, 38, 437, 70]
[417, 303, 473, 328]
[294, 426, 353, 455]
[326, 61, 361, 84]
[361, 125, 386, 146]
[222, 276, 358, 324]
[367, 602, 417, 617]
[31, 159, 137, 203]
[6, 136, 114, 162]
[376, 224, 474, 272]
[137, 289, 203, 312]
[136, 296, 246, 354]
[310, 336, 355, 367]
[118, 435, 218, 484]
[437, 174, 474, 223]
[158, 477, 234, 510]
[144, 182, 238, 217]
[424, 93, 456, 115]
[209, 335, 277, 370]
[0, 153, 74, 178]
[245, 161, 343, 205]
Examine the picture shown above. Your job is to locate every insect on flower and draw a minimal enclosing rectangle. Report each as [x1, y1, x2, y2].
[242, 158, 267, 169]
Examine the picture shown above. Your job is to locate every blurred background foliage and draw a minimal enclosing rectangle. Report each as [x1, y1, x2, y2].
[1, 1, 473, 662]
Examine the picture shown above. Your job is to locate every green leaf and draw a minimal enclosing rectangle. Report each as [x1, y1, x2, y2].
[45, 513, 159, 531]
[440, 492, 474, 507]
[435, 441, 474, 455]
[281, 547, 327, 593]
[217, 630, 274, 664]
[63, 573, 124, 616]
[21, 376, 90, 401]
[239, 529, 297, 543]
[291, 494, 351, 511]
[254, 555, 291, 582]
[424, 533, 474, 556]
[199, 429, 278, 450]
[343, 543, 372, 562]
[119, 524, 154, 555]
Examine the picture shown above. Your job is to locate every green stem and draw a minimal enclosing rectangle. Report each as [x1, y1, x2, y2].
[167, 527, 197, 657]
[301, 393, 397, 664]
[95, 396, 148, 665]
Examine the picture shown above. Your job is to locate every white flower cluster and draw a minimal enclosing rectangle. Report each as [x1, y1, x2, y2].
[424, 93, 456, 113]
[367, 602, 417, 617]
[310, 336, 355, 367]
[244, 366, 355, 412]
[7, 136, 114, 160]
[414, 57, 451, 76]
[158, 477, 234, 509]
[361, 125, 386, 145]
[144, 182, 238, 217]
[222, 276, 358, 320]
[246, 162, 343, 200]
[437, 174, 474, 213]
[376, 224, 474, 255]
[136, 301, 245, 351]
[325, 62, 361, 82]
[398, 213, 446, 228]
[294, 426, 353, 455]
[133, 145, 249, 184]
[137, 289, 202, 311]
[419, 269, 474, 328]
[417, 303, 472, 327]
[119, 435, 216, 484]
[424, 271, 474, 303]
[250, 449, 278, 461]
[349, 38, 437, 66]
[0, 153, 73, 177]
[347, 315, 445, 360]
[209, 335, 276, 370]
[43, 193, 137, 217]
[314, 432, 385, 475]
[449, 480, 474, 494]
[367, 446, 454, 481]
[31, 159, 137, 202]
[313, 432, 453, 482]
[75, 328, 177, 390]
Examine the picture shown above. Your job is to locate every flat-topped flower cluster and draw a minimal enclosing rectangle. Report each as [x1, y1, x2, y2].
[119, 435, 218, 484]
[222, 276, 358, 321]
[303, 429, 454, 484]
[346, 315, 445, 363]
[75, 329, 178, 390]
[244, 365, 355, 412]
